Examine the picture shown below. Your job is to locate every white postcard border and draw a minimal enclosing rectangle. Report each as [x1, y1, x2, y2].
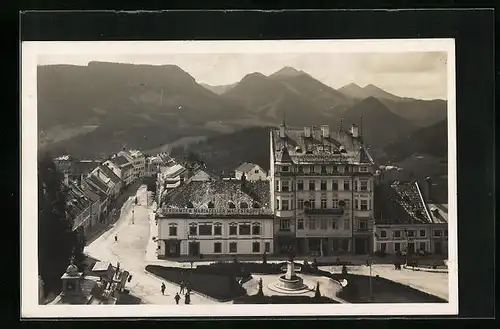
[21, 39, 458, 318]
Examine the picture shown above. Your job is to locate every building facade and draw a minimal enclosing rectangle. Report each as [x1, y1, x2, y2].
[118, 150, 146, 180]
[156, 179, 273, 258]
[373, 180, 448, 256]
[270, 123, 376, 256]
[112, 155, 135, 186]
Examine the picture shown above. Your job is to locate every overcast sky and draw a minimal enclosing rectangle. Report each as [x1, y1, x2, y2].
[39, 52, 447, 100]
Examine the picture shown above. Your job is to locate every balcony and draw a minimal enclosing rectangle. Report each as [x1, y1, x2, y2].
[304, 208, 344, 216]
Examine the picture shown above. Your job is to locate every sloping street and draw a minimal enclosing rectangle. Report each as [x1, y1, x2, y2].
[84, 185, 224, 305]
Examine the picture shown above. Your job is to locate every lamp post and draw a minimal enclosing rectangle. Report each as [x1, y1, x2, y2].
[367, 258, 373, 301]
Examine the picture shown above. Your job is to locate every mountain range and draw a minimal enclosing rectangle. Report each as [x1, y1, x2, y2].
[37, 62, 447, 158]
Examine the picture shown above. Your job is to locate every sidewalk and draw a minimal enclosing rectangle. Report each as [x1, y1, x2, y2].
[85, 185, 222, 305]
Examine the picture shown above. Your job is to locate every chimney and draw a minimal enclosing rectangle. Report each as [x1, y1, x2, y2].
[279, 123, 286, 138]
[304, 126, 312, 138]
[424, 176, 432, 202]
[321, 125, 330, 138]
[350, 124, 359, 138]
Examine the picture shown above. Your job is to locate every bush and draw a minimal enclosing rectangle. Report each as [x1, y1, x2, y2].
[146, 265, 246, 301]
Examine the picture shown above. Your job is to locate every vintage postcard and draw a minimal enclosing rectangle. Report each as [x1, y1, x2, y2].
[21, 39, 458, 318]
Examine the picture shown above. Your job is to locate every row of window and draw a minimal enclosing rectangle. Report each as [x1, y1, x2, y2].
[169, 223, 262, 237]
[278, 218, 367, 231]
[211, 241, 271, 253]
[379, 242, 428, 253]
[279, 165, 369, 174]
[276, 179, 371, 192]
[276, 198, 371, 211]
[379, 229, 448, 239]
[296, 218, 351, 230]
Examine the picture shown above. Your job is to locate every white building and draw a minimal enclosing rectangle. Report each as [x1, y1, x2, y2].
[156, 179, 273, 258]
[118, 149, 146, 180]
[145, 156, 163, 177]
[234, 162, 268, 181]
[270, 123, 376, 256]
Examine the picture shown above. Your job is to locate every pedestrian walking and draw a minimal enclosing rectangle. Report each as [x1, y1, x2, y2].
[179, 281, 185, 294]
[174, 292, 180, 304]
[161, 283, 166, 295]
[114, 234, 118, 242]
[184, 292, 191, 304]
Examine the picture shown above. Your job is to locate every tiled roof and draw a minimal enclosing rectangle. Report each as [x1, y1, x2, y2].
[99, 165, 120, 184]
[63, 182, 92, 224]
[114, 155, 132, 167]
[82, 187, 100, 203]
[235, 162, 257, 173]
[86, 175, 110, 194]
[164, 179, 270, 210]
[375, 181, 432, 225]
[391, 181, 432, 224]
[84, 182, 107, 201]
[271, 127, 374, 165]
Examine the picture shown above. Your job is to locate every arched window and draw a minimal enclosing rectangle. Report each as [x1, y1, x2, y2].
[207, 201, 215, 209]
[252, 202, 261, 209]
[228, 202, 236, 209]
[240, 202, 248, 209]
[186, 201, 194, 208]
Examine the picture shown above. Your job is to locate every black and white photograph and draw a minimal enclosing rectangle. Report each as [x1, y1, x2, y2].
[22, 39, 458, 317]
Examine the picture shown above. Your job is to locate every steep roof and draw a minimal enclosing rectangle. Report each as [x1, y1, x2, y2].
[164, 179, 270, 210]
[375, 181, 433, 225]
[63, 182, 92, 227]
[113, 155, 132, 167]
[271, 126, 374, 165]
[235, 162, 259, 173]
[86, 175, 110, 194]
[82, 187, 100, 203]
[99, 165, 120, 184]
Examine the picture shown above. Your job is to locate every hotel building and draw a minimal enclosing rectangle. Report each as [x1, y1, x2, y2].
[270, 123, 376, 256]
[156, 179, 273, 257]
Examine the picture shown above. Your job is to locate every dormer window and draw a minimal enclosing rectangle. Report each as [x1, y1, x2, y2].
[252, 202, 261, 209]
[207, 201, 214, 209]
[228, 202, 236, 209]
[240, 202, 248, 209]
[186, 201, 194, 208]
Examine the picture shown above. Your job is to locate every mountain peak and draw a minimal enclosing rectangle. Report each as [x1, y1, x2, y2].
[242, 72, 267, 80]
[271, 66, 304, 78]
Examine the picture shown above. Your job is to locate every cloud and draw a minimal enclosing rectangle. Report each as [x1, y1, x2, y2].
[355, 52, 447, 74]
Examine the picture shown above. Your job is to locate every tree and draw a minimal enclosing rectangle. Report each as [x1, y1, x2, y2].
[38, 153, 83, 296]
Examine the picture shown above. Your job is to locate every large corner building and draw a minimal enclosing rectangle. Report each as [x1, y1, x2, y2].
[270, 123, 376, 256]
